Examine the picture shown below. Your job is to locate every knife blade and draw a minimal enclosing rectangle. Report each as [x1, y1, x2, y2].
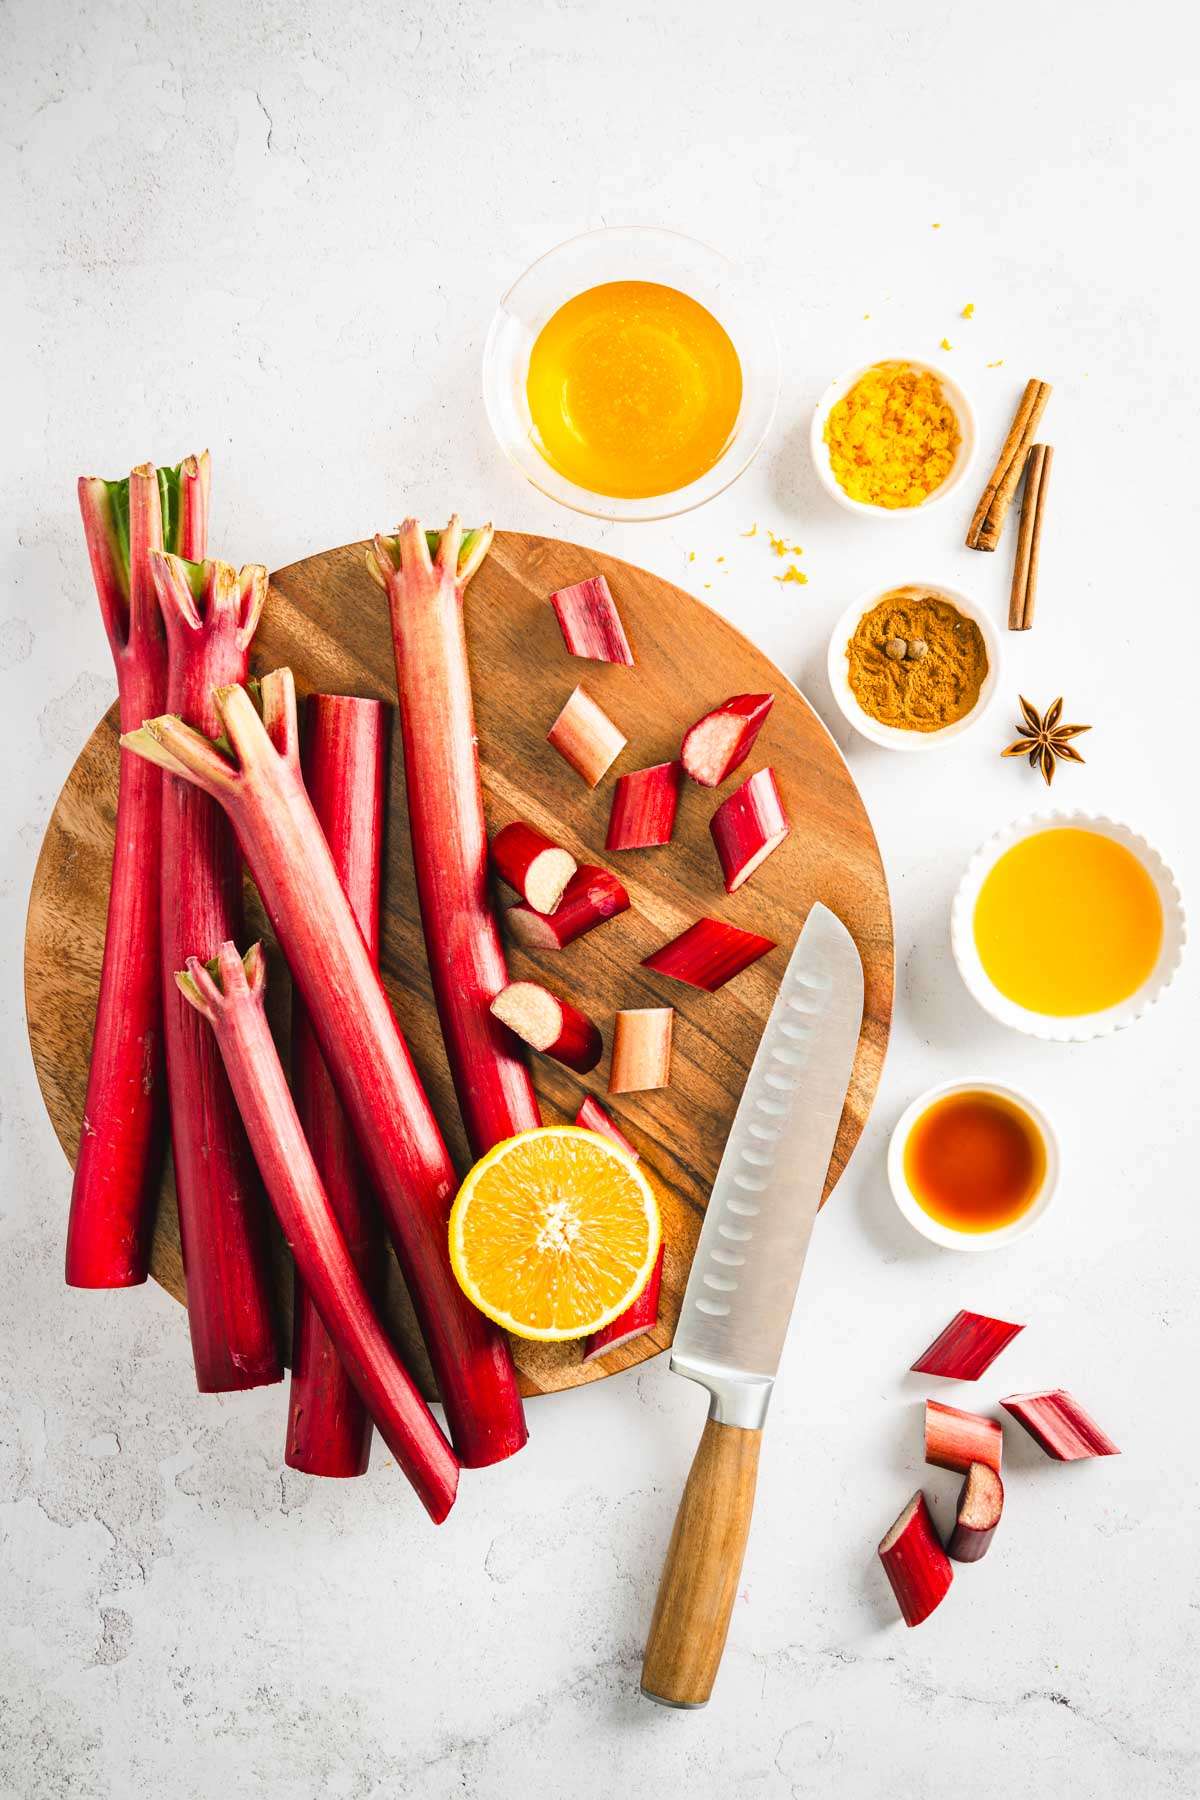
[641, 902, 864, 1708]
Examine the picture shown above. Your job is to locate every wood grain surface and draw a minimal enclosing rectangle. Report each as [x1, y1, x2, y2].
[24, 530, 893, 1399]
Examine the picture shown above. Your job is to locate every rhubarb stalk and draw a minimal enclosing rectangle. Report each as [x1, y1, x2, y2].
[155, 551, 280, 1392]
[66, 454, 210, 1288]
[368, 521, 542, 1162]
[505, 865, 629, 951]
[606, 762, 681, 851]
[642, 917, 776, 991]
[491, 821, 577, 914]
[878, 1492, 953, 1626]
[911, 1309, 1025, 1381]
[1000, 1390, 1120, 1460]
[286, 695, 387, 1479]
[680, 693, 773, 787]
[549, 575, 634, 665]
[121, 670, 526, 1467]
[947, 1462, 1004, 1563]
[177, 945, 458, 1522]
[490, 982, 603, 1074]
[582, 1241, 663, 1362]
[924, 1399, 1003, 1475]
[574, 1095, 639, 1160]
[709, 767, 789, 893]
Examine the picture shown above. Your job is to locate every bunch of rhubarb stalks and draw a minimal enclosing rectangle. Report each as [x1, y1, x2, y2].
[879, 1311, 1120, 1625]
[66, 459, 793, 1525]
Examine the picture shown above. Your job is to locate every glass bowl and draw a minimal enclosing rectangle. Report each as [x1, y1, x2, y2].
[482, 226, 780, 523]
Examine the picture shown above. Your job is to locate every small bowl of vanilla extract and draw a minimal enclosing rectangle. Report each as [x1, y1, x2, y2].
[887, 1079, 1059, 1251]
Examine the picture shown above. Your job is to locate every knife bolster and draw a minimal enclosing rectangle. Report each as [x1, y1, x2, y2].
[670, 1355, 775, 1431]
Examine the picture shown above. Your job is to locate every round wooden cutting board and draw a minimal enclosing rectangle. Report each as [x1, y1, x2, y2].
[25, 531, 892, 1399]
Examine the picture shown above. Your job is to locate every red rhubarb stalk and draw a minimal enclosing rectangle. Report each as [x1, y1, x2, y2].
[642, 917, 776, 991]
[1000, 1390, 1120, 1460]
[177, 945, 458, 1521]
[121, 670, 526, 1468]
[911, 1309, 1025, 1380]
[609, 1008, 674, 1093]
[878, 1491, 953, 1626]
[709, 767, 789, 893]
[582, 1241, 663, 1362]
[155, 551, 280, 1392]
[947, 1462, 1004, 1563]
[66, 454, 210, 1288]
[680, 693, 774, 787]
[547, 684, 627, 787]
[925, 1399, 1003, 1475]
[505, 865, 629, 951]
[575, 1095, 639, 1160]
[490, 981, 602, 1074]
[369, 521, 542, 1162]
[286, 695, 387, 1479]
[550, 575, 634, 665]
[605, 762, 681, 851]
[491, 821, 577, 914]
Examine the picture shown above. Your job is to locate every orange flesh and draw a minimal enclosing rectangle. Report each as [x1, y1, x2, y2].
[904, 1091, 1046, 1234]
[974, 828, 1163, 1016]
[526, 280, 743, 500]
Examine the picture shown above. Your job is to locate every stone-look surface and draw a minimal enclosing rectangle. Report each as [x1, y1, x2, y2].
[2, 1, 1197, 1795]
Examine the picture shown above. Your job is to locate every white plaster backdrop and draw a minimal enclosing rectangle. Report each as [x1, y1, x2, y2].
[3, 1, 1198, 1795]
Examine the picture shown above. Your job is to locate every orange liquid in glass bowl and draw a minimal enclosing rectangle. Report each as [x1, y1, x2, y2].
[525, 280, 743, 500]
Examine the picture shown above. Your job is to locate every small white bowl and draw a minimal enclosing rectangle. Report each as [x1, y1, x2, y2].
[951, 812, 1187, 1042]
[826, 581, 1001, 752]
[810, 358, 977, 519]
[887, 1078, 1060, 1251]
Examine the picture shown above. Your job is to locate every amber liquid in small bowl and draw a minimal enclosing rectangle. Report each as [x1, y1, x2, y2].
[903, 1090, 1046, 1233]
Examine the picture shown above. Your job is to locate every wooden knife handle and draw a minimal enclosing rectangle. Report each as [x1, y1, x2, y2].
[640, 1416, 762, 1707]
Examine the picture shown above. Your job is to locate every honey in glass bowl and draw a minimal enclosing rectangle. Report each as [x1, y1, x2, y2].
[525, 280, 742, 500]
[903, 1089, 1046, 1234]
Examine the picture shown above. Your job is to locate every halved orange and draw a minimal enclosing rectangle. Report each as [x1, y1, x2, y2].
[449, 1125, 661, 1341]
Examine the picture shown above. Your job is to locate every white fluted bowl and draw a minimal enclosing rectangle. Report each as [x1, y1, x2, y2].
[951, 811, 1187, 1042]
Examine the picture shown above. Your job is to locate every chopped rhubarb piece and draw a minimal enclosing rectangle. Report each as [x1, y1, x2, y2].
[709, 767, 789, 893]
[680, 693, 774, 787]
[286, 695, 387, 1481]
[911, 1309, 1025, 1381]
[925, 1399, 1003, 1475]
[606, 762, 681, 851]
[878, 1492, 953, 1626]
[66, 454, 210, 1289]
[370, 521, 542, 1165]
[491, 981, 602, 1074]
[1000, 1390, 1120, 1460]
[609, 1008, 674, 1093]
[575, 1095, 639, 1159]
[642, 917, 776, 991]
[948, 1462, 1004, 1563]
[549, 575, 634, 665]
[177, 944, 458, 1523]
[506, 865, 630, 950]
[547, 684, 627, 787]
[122, 670, 526, 1469]
[582, 1242, 663, 1361]
[491, 821, 577, 914]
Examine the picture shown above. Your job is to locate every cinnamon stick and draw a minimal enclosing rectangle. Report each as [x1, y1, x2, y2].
[1008, 443, 1053, 630]
[966, 379, 1052, 551]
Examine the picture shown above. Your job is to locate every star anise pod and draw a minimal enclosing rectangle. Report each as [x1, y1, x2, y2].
[1001, 696, 1091, 786]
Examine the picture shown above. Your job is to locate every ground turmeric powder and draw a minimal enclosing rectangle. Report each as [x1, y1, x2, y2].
[846, 588, 987, 732]
[825, 362, 959, 508]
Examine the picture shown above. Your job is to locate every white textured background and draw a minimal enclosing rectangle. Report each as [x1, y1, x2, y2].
[3, 2, 1198, 1794]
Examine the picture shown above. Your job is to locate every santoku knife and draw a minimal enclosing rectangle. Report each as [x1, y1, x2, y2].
[640, 902, 864, 1708]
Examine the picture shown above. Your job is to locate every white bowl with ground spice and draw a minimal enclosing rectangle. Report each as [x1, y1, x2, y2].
[827, 583, 1001, 751]
[811, 359, 976, 517]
